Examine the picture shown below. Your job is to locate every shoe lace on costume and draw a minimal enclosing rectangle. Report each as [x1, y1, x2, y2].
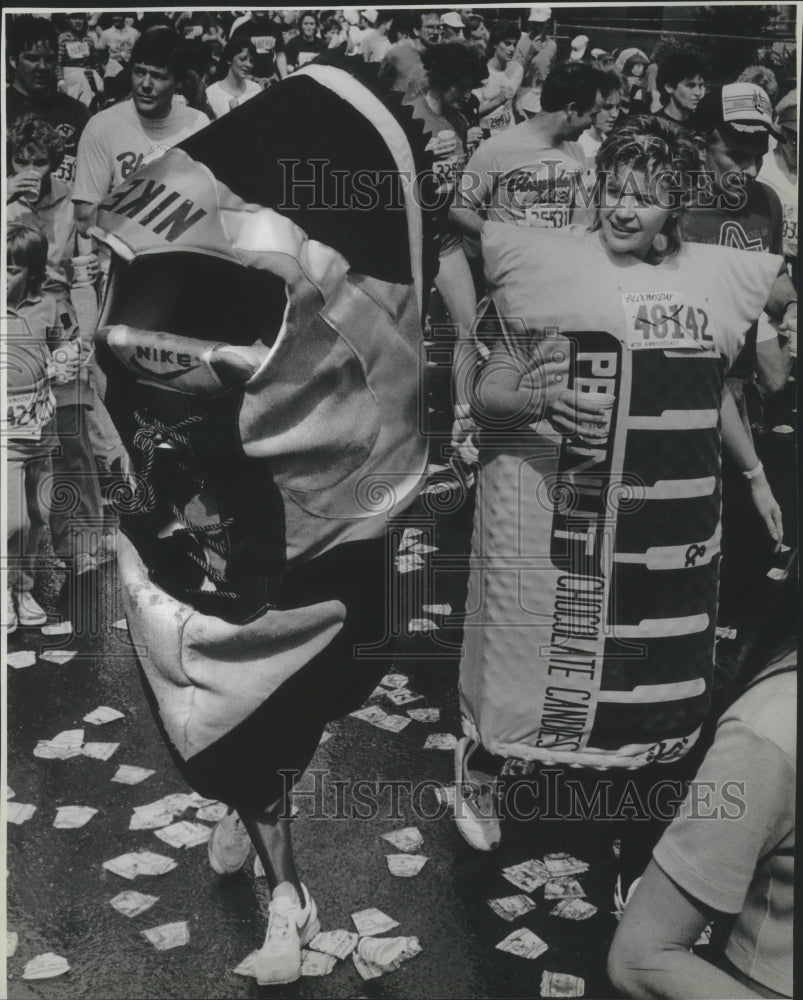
[131, 409, 240, 605]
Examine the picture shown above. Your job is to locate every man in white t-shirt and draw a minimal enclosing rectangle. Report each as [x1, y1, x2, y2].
[73, 26, 209, 235]
[95, 12, 139, 71]
[453, 61, 617, 236]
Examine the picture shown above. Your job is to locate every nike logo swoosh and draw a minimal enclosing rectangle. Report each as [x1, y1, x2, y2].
[129, 356, 201, 381]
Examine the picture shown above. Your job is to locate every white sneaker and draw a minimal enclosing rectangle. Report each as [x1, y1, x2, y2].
[15, 592, 47, 626]
[207, 809, 251, 875]
[454, 737, 501, 852]
[254, 883, 320, 986]
[5, 593, 18, 633]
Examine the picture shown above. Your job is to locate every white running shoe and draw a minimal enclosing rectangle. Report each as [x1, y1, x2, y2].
[454, 737, 501, 851]
[5, 593, 18, 633]
[15, 592, 47, 626]
[253, 883, 320, 986]
[207, 809, 251, 875]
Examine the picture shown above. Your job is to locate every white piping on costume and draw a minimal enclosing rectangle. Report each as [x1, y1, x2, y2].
[295, 63, 424, 315]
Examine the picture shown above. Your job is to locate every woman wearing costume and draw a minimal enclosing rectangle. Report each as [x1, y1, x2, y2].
[454, 118, 783, 896]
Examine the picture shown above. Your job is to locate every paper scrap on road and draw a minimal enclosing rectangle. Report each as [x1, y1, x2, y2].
[353, 936, 421, 980]
[423, 733, 457, 749]
[111, 765, 155, 785]
[408, 618, 438, 633]
[351, 907, 400, 937]
[422, 603, 452, 616]
[308, 929, 358, 960]
[22, 952, 70, 980]
[154, 821, 211, 849]
[185, 793, 217, 808]
[386, 854, 428, 877]
[381, 826, 424, 853]
[319, 730, 333, 745]
[385, 687, 422, 706]
[502, 859, 550, 893]
[34, 728, 84, 760]
[544, 878, 586, 900]
[142, 921, 189, 950]
[84, 706, 125, 725]
[543, 853, 589, 878]
[54, 806, 97, 829]
[41, 621, 73, 636]
[232, 952, 258, 977]
[407, 707, 440, 723]
[350, 705, 388, 724]
[7, 931, 18, 957]
[380, 673, 409, 689]
[398, 528, 423, 551]
[495, 927, 549, 960]
[487, 894, 537, 921]
[7, 802, 36, 824]
[112, 618, 128, 630]
[82, 742, 119, 761]
[300, 949, 337, 976]
[195, 802, 227, 823]
[39, 649, 77, 664]
[103, 851, 178, 880]
[374, 713, 412, 733]
[6, 786, 14, 799]
[7, 650, 36, 669]
[395, 553, 424, 573]
[541, 970, 586, 997]
[550, 898, 597, 920]
[109, 890, 159, 918]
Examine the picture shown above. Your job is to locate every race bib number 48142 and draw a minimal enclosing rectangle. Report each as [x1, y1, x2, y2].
[621, 291, 713, 351]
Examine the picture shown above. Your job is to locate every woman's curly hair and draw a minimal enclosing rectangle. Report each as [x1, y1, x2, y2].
[7, 113, 65, 172]
[590, 115, 702, 259]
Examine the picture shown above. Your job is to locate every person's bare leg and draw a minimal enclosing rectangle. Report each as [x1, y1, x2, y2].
[238, 797, 302, 899]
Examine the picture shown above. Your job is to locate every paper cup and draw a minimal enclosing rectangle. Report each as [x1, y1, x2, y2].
[576, 390, 615, 445]
[71, 254, 95, 286]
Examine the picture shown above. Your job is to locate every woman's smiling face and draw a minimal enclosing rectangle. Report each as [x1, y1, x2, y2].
[599, 168, 672, 260]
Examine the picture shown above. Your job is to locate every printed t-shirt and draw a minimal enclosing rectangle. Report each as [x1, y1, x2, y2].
[72, 99, 210, 205]
[459, 121, 586, 228]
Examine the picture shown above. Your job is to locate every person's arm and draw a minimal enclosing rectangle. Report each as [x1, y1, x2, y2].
[755, 317, 793, 395]
[71, 121, 113, 236]
[73, 201, 97, 237]
[471, 335, 607, 430]
[451, 146, 493, 239]
[275, 50, 288, 80]
[721, 381, 782, 549]
[475, 83, 514, 118]
[608, 860, 762, 1000]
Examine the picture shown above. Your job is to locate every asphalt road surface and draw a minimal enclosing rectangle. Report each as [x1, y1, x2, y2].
[5, 369, 797, 1000]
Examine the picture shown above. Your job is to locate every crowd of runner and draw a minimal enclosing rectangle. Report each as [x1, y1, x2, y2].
[4, 7, 797, 998]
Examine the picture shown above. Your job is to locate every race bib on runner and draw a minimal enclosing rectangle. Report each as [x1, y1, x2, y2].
[66, 40, 90, 60]
[433, 154, 464, 192]
[252, 35, 276, 54]
[5, 388, 54, 438]
[523, 205, 571, 229]
[621, 291, 714, 351]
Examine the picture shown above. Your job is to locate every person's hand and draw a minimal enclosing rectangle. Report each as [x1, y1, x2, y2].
[7, 171, 41, 204]
[451, 405, 480, 465]
[779, 300, 797, 356]
[427, 134, 458, 158]
[496, 85, 515, 105]
[523, 356, 611, 437]
[466, 126, 483, 149]
[51, 341, 82, 384]
[747, 469, 783, 551]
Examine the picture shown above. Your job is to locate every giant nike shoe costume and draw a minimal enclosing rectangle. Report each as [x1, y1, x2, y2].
[90, 60, 442, 809]
[459, 224, 779, 770]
